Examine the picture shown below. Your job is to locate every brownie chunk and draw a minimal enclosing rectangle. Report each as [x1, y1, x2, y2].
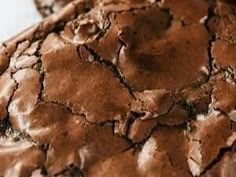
[0, 0, 236, 176]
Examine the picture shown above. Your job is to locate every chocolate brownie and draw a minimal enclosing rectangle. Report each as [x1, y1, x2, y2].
[0, 0, 236, 176]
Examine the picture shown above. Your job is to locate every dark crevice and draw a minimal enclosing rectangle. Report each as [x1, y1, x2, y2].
[68, 165, 85, 177]
[202, 4, 236, 85]
[213, 107, 230, 118]
[125, 98, 185, 142]
[167, 153, 176, 167]
[118, 101, 177, 145]
[40, 166, 49, 177]
[0, 43, 10, 59]
[158, 3, 174, 26]
[133, 90, 176, 120]
[0, 73, 19, 136]
[1, 42, 7, 49]
[207, 87, 215, 114]
[41, 99, 118, 130]
[0, 118, 11, 136]
[43, 100, 86, 117]
[41, 100, 135, 150]
[178, 99, 198, 118]
[116, 112, 147, 144]
[38, 138, 49, 176]
[103, 59, 136, 97]
[203, 6, 216, 84]
[37, 65, 45, 103]
[124, 112, 143, 136]
[33, 39, 45, 104]
[200, 142, 236, 176]
[10, 130, 41, 145]
[173, 6, 217, 96]
[38, 5, 55, 16]
[128, 116, 188, 148]
[54, 164, 85, 177]
[206, 35, 215, 81]
[156, 120, 190, 130]
[82, 44, 136, 98]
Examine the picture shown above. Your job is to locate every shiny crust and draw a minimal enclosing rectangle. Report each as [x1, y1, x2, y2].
[0, 0, 236, 176]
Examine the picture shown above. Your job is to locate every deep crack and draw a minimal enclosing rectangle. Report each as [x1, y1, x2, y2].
[200, 142, 236, 176]
[82, 44, 136, 98]
[54, 164, 85, 177]
[0, 72, 20, 135]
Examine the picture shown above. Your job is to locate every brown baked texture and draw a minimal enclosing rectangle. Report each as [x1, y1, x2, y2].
[34, 0, 73, 17]
[0, 0, 236, 176]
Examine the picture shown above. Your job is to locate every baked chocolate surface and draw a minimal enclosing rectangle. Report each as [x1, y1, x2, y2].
[0, 0, 236, 176]
[34, 0, 73, 17]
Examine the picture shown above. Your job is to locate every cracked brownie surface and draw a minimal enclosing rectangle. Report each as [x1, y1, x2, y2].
[0, 0, 236, 176]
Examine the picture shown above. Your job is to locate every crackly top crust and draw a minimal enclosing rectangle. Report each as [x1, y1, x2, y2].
[0, 0, 236, 176]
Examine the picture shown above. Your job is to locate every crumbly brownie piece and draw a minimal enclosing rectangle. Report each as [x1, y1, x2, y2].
[0, 0, 236, 176]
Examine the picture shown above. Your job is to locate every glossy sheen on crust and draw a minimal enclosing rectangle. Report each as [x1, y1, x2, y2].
[0, 0, 236, 176]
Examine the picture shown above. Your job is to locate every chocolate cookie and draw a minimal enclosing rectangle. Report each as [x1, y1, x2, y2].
[0, 0, 236, 176]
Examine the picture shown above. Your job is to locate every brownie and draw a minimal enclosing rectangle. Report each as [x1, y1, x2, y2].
[0, 0, 236, 176]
